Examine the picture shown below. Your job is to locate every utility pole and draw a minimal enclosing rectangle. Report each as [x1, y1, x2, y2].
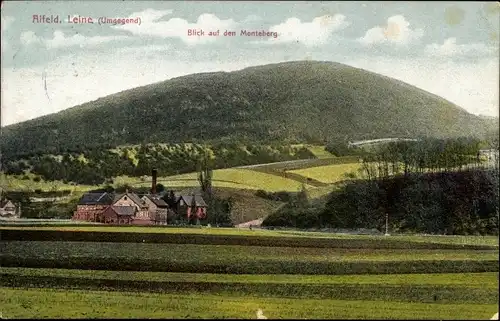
[384, 213, 390, 236]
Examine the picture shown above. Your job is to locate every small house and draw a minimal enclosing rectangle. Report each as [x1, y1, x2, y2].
[112, 191, 149, 220]
[72, 192, 114, 222]
[102, 206, 136, 224]
[176, 194, 207, 220]
[141, 195, 169, 225]
[0, 198, 19, 218]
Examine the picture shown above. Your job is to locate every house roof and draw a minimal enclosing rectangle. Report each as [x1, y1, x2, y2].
[0, 199, 14, 208]
[176, 195, 207, 207]
[113, 192, 146, 207]
[78, 193, 114, 205]
[107, 206, 136, 216]
[143, 195, 169, 207]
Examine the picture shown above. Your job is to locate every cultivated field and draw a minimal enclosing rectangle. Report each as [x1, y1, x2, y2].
[304, 145, 336, 159]
[2, 287, 497, 319]
[0, 225, 499, 246]
[288, 163, 362, 184]
[116, 168, 314, 192]
[1, 226, 498, 319]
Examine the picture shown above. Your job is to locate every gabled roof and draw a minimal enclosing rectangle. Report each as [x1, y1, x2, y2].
[78, 193, 114, 205]
[113, 192, 146, 207]
[142, 195, 169, 207]
[106, 206, 136, 216]
[0, 199, 15, 208]
[176, 195, 207, 207]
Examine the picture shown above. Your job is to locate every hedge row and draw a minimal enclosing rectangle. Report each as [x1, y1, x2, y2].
[1, 229, 496, 250]
[1, 274, 497, 304]
[1, 255, 497, 275]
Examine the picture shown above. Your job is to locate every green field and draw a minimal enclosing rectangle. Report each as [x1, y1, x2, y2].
[1, 239, 498, 275]
[1, 226, 497, 246]
[306, 145, 335, 159]
[0, 173, 94, 192]
[115, 168, 313, 192]
[2, 268, 498, 287]
[3, 241, 497, 263]
[288, 163, 362, 184]
[2, 287, 497, 319]
[1, 227, 498, 319]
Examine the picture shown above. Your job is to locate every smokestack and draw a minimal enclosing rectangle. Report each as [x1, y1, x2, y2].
[151, 169, 158, 195]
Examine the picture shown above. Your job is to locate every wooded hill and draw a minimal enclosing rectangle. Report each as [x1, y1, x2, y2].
[2, 61, 498, 159]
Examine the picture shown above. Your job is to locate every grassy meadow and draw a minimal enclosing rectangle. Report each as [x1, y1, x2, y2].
[121, 168, 313, 192]
[1, 226, 499, 319]
[0, 173, 93, 192]
[288, 163, 362, 184]
[1, 225, 499, 246]
[3, 287, 497, 319]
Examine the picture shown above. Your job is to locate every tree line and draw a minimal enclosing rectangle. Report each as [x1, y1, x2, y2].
[3, 142, 315, 185]
[263, 137, 499, 235]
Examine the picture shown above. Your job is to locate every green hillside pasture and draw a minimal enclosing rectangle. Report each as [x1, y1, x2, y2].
[119, 168, 310, 192]
[307, 145, 335, 158]
[241, 156, 360, 188]
[1, 287, 497, 319]
[0, 173, 95, 192]
[291, 144, 334, 159]
[1, 241, 498, 274]
[288, 163, 362, 184]
[248, 156, 359, 173]
[210, 188, 284, 224]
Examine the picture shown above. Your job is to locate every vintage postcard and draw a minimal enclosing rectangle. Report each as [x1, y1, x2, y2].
[0, 1, 499, 319]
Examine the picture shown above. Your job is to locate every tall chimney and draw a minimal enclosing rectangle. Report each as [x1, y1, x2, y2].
[151, 169, 158, 195]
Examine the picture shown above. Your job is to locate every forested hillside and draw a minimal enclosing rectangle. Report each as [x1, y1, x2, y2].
[2, 61, 497, 159]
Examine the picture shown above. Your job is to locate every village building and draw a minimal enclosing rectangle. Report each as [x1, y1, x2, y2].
[72, 190, 208, 225]
[101, 206, 136, 224]
[72, 190, 150, 224]
[112, 191, 150, 223]
[141, 194, 169, 225]
[175, 194, 207, 220]
[72, 169, 208, 225]
[0, 198, 20, 218]
[72, 192, 114, 222]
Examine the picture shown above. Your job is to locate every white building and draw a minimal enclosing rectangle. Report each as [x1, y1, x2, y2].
[0, 198, 20, 218]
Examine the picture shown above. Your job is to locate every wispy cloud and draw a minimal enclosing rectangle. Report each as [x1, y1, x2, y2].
[266, 15, 349, 46]
[20, 30, 128, 49]
[425, 37, 497, 57]
[358, 15, 423, 46]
